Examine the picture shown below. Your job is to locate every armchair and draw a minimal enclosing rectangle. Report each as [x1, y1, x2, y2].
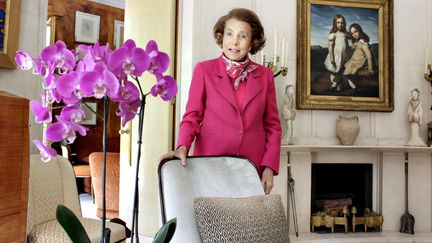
[158, 156, 289, 243]
[27, 155, 127, 242]
[89, 152, 120, 219]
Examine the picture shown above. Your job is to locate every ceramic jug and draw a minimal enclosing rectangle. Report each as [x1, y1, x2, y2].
[336, 116, 360, 145]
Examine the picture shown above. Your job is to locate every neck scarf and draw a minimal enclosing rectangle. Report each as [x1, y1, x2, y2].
[222, 54, 258, 90]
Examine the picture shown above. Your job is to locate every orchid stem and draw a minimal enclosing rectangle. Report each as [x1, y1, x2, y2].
[51, 105, 65, 110]
[100, 97, 110, 243]
[130, 88, 146, 243]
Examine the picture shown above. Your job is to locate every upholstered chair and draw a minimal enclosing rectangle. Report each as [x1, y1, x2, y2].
[27, 155, 126, 242]
[158, 156, 290, 243]
[89, 152, 120, 219]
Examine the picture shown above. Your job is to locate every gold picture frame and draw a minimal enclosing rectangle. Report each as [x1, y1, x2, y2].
[0, 0, 21, 69]
[296, 0, 393, 111]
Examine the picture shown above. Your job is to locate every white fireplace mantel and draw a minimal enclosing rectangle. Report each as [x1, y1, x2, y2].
[273, 145, 432, 234]
[280, 145, 432, 153]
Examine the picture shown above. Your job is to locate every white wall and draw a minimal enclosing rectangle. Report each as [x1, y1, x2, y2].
[178, 0, 432, 146]
[0, 0, 47, 153]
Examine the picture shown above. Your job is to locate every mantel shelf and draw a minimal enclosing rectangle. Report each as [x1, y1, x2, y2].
[281, 145, 432, 153]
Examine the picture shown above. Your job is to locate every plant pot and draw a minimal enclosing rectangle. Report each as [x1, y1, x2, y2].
[336, 116, 360, 145]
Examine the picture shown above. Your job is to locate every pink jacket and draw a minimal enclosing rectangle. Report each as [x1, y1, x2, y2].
[177, 57, 282, 175]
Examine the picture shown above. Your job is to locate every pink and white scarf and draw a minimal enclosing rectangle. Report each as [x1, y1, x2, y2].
[222, 54, 258, 90]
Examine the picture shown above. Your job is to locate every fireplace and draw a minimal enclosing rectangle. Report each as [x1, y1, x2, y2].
[311, 163, 373, 217]
[274, 149, 432, 235]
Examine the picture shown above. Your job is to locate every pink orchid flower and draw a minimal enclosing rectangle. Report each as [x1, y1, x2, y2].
[46, 116, 88, 144]
[117, 99, 141, 127]
[15, 51, 34, 70]
[33, 139, 58, 162]
[150, 74, 178, 101]
[61, 105, 86, 123]
[56, 71, 85, 104]
[29, 100, 51, 123]
[40, 40, 75, 73]
[108, 39, 150, 78]
[80, 63, 120, 99]
[146, 40, 170, 74]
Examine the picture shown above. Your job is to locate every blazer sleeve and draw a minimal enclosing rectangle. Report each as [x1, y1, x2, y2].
[176, 63, 206, 152]
[260, 68, 282, 175]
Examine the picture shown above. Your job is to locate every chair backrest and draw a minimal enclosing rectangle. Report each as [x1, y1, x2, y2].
[158, 156, 265, 243]
[89, 152, 120, 219]
[27, 155, 82, 232]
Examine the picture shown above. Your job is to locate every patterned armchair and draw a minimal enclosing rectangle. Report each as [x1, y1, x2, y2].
[27, 155, 127, 242]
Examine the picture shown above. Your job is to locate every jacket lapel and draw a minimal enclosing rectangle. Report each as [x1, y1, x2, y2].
[213, 58, 239, 112]
[242, 65, 263, 112]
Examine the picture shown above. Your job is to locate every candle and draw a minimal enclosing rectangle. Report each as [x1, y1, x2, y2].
[260, 50, 264, 65]
[286, 39, 289, 67]
[274, 29, 277, 65]
[426, 47, 429, 74]
[281, 37, 285, 67]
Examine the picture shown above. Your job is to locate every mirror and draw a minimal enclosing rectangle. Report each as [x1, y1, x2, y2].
[0, 0, 21, 69]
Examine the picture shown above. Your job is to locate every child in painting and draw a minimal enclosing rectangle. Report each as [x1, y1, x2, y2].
[323, 15, 348, 91]
[343, 23, 374, 90]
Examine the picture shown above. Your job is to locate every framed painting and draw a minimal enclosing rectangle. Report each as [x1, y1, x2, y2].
[114, 20, 124, 49]
[75, 11, 100, 44]
[296, 0, 393, 111]
[0, 0, 21, 69]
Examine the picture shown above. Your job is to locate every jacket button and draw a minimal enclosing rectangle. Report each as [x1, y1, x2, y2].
[237, 130, 242, 135]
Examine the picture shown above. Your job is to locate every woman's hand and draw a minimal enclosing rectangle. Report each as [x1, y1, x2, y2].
[261, 167, 274, 194]
[159, 146, 187, 166]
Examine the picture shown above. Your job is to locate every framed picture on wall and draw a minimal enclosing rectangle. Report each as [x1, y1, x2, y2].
[0, 0, 22, 69]
[114, 20, 124, 49]
[296, 0, 394, 111]
[79, 102, 98, 125]
[75, 11, 100, 44]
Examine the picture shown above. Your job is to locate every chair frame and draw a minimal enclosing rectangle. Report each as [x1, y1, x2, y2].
[157, 155, 258, 224]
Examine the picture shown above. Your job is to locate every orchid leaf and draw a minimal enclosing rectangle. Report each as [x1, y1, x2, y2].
[152, 218, 177, 243]
[56, 205, 91, 243]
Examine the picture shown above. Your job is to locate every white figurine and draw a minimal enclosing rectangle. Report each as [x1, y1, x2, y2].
[282, 85, 296, 145]
[406, 88, 427, 146]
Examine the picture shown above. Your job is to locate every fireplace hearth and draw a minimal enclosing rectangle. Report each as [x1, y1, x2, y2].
[311, 163, 374, 233]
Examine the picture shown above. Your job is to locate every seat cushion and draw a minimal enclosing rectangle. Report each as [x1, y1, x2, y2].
[27, 218, 126, 243]
[194, 194, 290, 243]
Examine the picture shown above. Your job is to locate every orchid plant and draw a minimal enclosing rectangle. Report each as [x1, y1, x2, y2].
[16, 39, 177, 243]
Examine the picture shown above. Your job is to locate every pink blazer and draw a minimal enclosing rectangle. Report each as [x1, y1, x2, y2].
[177, 57, 282, 175]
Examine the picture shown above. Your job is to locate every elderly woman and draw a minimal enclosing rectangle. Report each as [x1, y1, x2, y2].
[160, 8, 281, 194]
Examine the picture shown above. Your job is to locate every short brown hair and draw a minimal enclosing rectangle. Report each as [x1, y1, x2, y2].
[213, 8, 266, 55]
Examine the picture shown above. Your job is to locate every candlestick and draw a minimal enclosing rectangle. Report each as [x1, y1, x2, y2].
[285, 39, 289, 67]
[425, 47, 429, 75]
[260, 50, 264, 65]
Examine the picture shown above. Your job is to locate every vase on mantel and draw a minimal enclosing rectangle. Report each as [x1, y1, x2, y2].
[336, 115, 360, 145]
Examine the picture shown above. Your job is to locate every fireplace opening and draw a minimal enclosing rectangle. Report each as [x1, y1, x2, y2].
[311, 163, 373, 232]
